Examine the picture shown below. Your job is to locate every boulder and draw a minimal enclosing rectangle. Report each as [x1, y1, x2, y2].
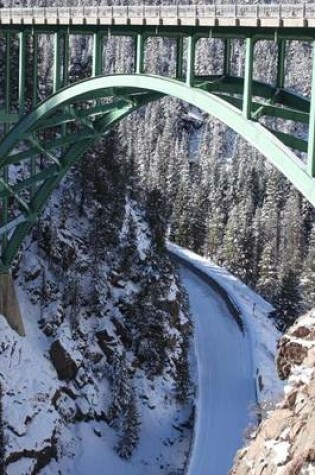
[49, 339, 78, 381]
[96, 329, 117, 363]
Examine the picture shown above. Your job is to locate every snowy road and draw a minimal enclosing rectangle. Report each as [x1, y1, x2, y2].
[178, 262, 256, 475]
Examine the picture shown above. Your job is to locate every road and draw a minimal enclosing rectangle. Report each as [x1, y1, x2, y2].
[178, 263, 256, 475]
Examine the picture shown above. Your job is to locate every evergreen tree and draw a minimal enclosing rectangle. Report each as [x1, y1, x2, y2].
[116, 395, 140, 460]
[146, 188, 168, 252]
[277, 270, 302, 329]
[175, 336, 191, 404]
[257, 240, 280, 305]
[300, 224, 315, 311]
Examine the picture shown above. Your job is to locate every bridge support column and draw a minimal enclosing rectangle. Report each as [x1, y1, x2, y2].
[19, 32, 26, 114]
[186, 35, 196, 86]
[53, 32, 62, 93]
[32, 33, 38, 108]
[277, 40, 286, 89]
[63, 33, 70, 87]
[308, 42, 315, 177]
[92, 32, 103, 77]
[243, 36, 254, 119]
[224, 38, 232, 76]
[176, 36, 184, 80]
[2, 34, 10, 248]
[0, 272, 25, 336]
[31, 33, 38, 197]
[5, 33, 11, 124]
[135, 34, 145, 74]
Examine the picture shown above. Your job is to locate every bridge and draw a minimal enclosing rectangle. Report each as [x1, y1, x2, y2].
[1, 4, 315, 334]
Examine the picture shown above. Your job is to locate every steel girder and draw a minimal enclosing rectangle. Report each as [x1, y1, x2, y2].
[0, 74, 315, 272]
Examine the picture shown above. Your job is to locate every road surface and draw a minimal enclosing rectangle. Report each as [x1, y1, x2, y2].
[178, 262, 256, 475]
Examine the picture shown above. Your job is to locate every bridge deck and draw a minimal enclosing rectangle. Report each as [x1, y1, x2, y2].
[1, 5, 315, 29]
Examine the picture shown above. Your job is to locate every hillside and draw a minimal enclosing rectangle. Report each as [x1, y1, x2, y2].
[0, 146, 194, 474]
[232, 310, 315, 475]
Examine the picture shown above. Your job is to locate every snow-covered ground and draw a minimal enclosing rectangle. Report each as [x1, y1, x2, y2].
[167, 243, 284, 475]
[0, 195, 193, 475]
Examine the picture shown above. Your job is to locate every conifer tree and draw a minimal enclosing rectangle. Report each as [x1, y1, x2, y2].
[277, 270, 302, 328]
[116, 395, 140, 460]
[300, 224, 315, 311]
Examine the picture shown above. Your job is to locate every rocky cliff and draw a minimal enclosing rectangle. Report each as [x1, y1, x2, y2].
[231, 310, 315, 475]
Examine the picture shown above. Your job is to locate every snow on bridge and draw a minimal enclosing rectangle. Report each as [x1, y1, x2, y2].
[1, 4, 315, 28]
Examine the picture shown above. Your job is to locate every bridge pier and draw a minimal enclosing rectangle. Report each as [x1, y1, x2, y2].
[176, 36, 184, 79]
[243, 36, 254, 119]
[308, 41, 315, 178]
[136, 33, 145, 74]
[186, 35, 196, 86]
[0, 272, 25, 336]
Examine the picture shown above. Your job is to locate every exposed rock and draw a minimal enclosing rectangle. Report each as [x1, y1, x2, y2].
[111, 316, 132, 348]
[277, 339, 308, 380]
[6, 432, 58, 475]
[231, 310, 315, 475]
[96, 329, 117, 363]
[49, 339, 78, 381]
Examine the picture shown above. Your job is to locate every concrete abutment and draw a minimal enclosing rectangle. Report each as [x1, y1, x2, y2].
[0, 272, 25, 336]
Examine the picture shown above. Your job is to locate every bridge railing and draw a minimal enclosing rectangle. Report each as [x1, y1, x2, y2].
[0, 5, 314, 22]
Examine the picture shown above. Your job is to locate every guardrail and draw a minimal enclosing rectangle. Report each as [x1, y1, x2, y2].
[0, 4, 314, 22]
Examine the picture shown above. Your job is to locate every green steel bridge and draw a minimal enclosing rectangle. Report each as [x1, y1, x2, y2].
[1, 4, 315, 333]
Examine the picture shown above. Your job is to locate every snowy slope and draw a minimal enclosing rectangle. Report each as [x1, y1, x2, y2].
[0, 184, 194, 474]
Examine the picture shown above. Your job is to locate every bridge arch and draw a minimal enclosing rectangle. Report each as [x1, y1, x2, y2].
[1, 73, 315, 273]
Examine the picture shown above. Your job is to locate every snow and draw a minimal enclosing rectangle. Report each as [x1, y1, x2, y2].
[7, 459, 35, 475]
[177, 264, 256, 475]
[0, 315, 60, 454]
[167, 242, 283, 403]
[1, 191, 192, 474]
[265, 440, 290, 465]
[120, 197, 151, 261]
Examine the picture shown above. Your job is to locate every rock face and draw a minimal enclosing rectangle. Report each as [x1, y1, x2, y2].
[231, 310, 315, 475]
[49, 339, 78, 381]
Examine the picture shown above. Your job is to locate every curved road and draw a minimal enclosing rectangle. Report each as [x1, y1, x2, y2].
[178, 262, 256, 475]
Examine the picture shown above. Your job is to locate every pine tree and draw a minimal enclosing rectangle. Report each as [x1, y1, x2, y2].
[219, 205, 243, 276]
[175, 336, 190, 404]
[279, 190, 303, 277]
[257, 240, 280, 305]
[256, 168, 281, 304]
[146, 188, 168, 252]
[108, 353, 130, 428]
[116, 394, 140, 460]
[300, 224, 315, 311]
[277, 270, 302, 329]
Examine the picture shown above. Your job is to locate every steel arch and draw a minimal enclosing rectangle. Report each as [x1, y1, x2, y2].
[1, 73, 315, 272]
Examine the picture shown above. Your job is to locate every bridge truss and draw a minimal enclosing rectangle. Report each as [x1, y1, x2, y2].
[1, 6, 315, 274]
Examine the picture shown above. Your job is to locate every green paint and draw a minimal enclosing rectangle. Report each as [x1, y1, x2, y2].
[243, 37, 254, 119]
[176, 36, 184, 79]
[32, 33, 38, 108]
[53, 32, 62, 92]
[63, 33, 70, 87]
[0, 19, 315, 272]
[308, 41, 315, 178]
[92, 32, 103, 77]
[277, 40, 286, 89]
[135, 34, 145, 74]
[224, 38, 232, 76]
[186, 36, 196, 86]
[19, 32, 26, 114]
